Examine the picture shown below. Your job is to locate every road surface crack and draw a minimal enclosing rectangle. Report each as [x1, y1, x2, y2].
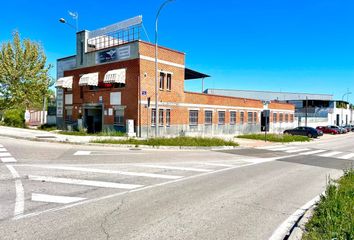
[100, 197, 125, 240]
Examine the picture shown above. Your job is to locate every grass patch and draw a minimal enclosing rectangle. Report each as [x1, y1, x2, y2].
[38, 124, 57, 131]
[59, 129, 125, 137]
[303, 169, 354, 240]
[91, 137, 238, 147]
[236, 133, 310, 142]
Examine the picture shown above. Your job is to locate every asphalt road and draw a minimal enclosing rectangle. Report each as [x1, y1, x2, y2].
[0, 133, 353, 240]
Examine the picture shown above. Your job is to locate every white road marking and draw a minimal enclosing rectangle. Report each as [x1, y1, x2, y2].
[0, 148, 7, 152]
[201, 163, 235, 167]
[134, 164, 212, 172]
[268, 192, 323, 240]
[5, 165, 24, 217]
[285, 148, 310, 153]
[28, 175, 143, 189]
[31, 193, 86, 204]
[28, 165, 183, 180]
[318, 151, 343, 157]
[338, 153, 354, 160]
[74, 151, 91, 156]
[14, 154, 296, 220]
[0, 144, 3, 147]
[0, 152, 11, 157]
[256, 145, 285, 150]
[268, 147, 298, 151]
[1, 157, 17, 163]
[298, 149, 327, 155]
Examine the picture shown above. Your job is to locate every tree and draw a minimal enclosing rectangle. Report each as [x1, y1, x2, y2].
[0, 31, 53, 111]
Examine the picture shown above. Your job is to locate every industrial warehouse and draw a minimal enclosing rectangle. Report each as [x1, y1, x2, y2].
[56, 16, 295, 137]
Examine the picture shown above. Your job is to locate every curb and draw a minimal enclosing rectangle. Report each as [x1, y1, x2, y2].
[287, 204, 316, 240]
[0, 133, 238, 151]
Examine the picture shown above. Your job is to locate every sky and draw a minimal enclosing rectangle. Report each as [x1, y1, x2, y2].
[0, 0, 353, 102]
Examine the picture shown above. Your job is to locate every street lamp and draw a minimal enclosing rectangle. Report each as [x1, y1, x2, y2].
[341, 91, 352, 126]
[59, 11, 79, 32]
[155, 0, 174, 137]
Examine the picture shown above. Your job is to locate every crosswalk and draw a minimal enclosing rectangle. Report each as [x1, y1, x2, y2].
[0, 144, 17, 163]
[8, 158, 251, 220]
[257, 145, 354, 160]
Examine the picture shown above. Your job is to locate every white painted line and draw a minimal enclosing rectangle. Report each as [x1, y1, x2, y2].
[298, 149, 327, 155]
[0, 144, 3, 147]
[134, 164, 212, 172]
[28, 175, 143, 189]
[338, 153, 354, 160]
[74, 151, 91, 156]
[5, 165, 24, 217]
[1, 157, 17, 163]
[0, 148, 7, 152]
[268, 147, 298, 151]
[269, 193, 323, 240]
[29, 165, 183, 180]
[31, 193, 86, 204]
[201, 163, 235, 167]
[14, 154, 297, 221]
[0, 152, 11, 157]
[318, 151, 343, 157]
[285, 148, 310, 153]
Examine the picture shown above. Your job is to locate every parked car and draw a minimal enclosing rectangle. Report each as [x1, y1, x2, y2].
[316, 126, 340, 135]
[328, 125, 346, 134]
[341, 125, 354, 132]
[284, 126, 321, 138]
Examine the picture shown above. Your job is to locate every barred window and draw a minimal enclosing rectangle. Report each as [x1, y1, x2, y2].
[205, 111, 212, 125]
[240, 112, 245, 124]
[166, 109, 170, 126]
[290, 114, 294, 122]
[218, 111, 225, 125]
[279, 113, 284, 122]
[273, 112, 277, 123]
[159, 109, 164, 126]
[253, 112, 257, 123]
[285, 114, 289, 123]
[114, 109, 124, 126]
[230, 111, 236, 125]
[189, 110, 198, 126]
[247, 112, 253, 124]
[151, 109, 156, 126]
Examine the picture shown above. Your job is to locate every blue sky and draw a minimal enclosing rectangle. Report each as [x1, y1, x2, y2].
[1, 0, 353, 102]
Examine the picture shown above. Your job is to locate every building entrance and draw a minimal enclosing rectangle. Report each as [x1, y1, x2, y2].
[84, 105, 103, 133]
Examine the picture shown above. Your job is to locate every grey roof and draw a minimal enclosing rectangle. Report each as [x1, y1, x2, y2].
[204, 89, 333, 101]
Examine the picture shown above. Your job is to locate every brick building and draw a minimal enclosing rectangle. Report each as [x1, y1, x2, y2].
[56, 16, 295, 137]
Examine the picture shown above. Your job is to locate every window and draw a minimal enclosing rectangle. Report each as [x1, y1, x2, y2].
[166, 74, 172, 91]
[189, 110, 198, 126]
[151, 109, 156, 126]
[230, 111, 236, 125]
[240, 112, 245, 124]
[159, 109, 164, 126]
[253, 112, 257, 123]
[80, 86, 84, 99]
[166, 109, 170, 126]
[205, 111, 213, 125]
[159, 73, 165, 90]
[218, 111, 225, 125]
[290, 114, 294, 122]
[65, 108, 73, 122]
[279, 113, 284, 122]
[285, 114, 289, 123]
[114, 109, 124, 126]
[247, 112, 253, 124]
[273, 113, 277, 123]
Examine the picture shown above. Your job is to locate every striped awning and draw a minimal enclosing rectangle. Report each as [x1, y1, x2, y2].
[79, 72, 99, 86]
[104, 69, 126, 84]
[56, 76, 73, 89]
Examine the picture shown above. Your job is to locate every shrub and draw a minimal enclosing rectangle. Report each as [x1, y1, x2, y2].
[236, 133, 310, 142]
[3, 109, 25, 128]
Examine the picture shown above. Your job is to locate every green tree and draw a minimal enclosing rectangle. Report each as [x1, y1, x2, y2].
[0, 31, 53, 111]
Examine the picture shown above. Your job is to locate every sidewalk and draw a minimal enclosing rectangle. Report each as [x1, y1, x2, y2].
[0, 126, 282, 149]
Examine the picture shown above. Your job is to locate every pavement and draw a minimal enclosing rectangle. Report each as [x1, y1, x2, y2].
[0, 127, 353, 239]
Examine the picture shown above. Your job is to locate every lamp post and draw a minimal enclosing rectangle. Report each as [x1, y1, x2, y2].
[341, 91, 352, 126]
[155, 0, 174, 137]
[59, 11, 79, 32]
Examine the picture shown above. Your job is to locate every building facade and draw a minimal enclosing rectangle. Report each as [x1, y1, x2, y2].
[205, 89, 354, 128]
[56, 16, 295, 137]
